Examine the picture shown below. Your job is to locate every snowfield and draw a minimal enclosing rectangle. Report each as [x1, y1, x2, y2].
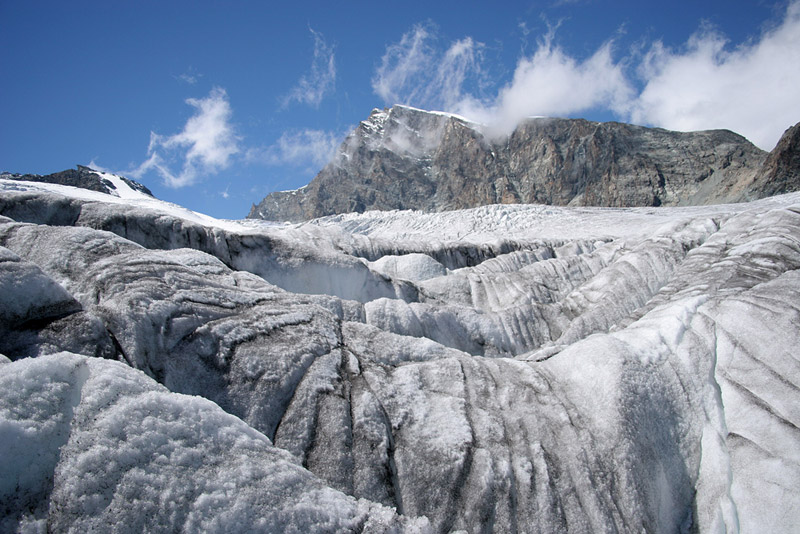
[1, 175, 799, 533]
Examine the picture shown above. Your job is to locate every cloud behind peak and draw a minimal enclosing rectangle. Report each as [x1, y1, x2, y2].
[373, 2, 800, 149]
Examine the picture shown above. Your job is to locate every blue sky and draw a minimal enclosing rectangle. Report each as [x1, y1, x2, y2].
[2, 1, 799, 219]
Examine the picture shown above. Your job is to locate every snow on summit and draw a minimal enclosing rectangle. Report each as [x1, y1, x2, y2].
[96, 170, 153, 200]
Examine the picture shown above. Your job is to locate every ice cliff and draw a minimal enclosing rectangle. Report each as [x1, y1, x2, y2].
[1, 171, 799, 533]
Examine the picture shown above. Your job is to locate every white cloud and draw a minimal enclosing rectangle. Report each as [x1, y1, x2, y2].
[375, 4, 800, 149]
[630, 2, 800, 150]
[175, 68, 202, 85]
[457, 33, 633, 136]
[87, 159, 112, 173]
[132, 87, 240, 188]
[246, 129, 343, 170]
[434, 37, 485, 109]
[283, 29, 336, 108]
[372, 23, 435, 105]
[372, 23, 485, 112]
[372, 24, 632, 137]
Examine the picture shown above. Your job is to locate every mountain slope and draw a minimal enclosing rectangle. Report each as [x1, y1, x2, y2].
[249, 105, 772, 222]
[747, 121, 800, 196]
[1, 165, 154, 197]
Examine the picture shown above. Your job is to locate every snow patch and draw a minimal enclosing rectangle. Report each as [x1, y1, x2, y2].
[369, 253, 447, 282]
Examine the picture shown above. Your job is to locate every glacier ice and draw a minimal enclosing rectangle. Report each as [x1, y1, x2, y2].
[0, 176, 799, 532]
[0, 353, 429, 533]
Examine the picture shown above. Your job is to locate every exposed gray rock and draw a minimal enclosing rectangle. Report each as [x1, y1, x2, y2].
[249, 106, 772, 222]
[1, 165, 153, 197]
[746, 122, 800, 197]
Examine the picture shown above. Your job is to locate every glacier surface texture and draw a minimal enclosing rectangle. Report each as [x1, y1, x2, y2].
[1, 176, 799, 533]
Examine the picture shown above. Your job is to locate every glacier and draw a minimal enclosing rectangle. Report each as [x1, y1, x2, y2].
[1, 173, 799, 533]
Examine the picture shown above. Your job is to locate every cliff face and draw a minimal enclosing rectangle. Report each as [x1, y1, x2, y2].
[249, 105, 773, 222]
[748, 122, 800, 197]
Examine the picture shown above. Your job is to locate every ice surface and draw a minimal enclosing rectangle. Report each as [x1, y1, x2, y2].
[0, 176, 253, 233]
[0, 353, 430, 533]
[1, 178, 799, 532]
[0, 246, 81, 335]
[369, 253, 447, 282]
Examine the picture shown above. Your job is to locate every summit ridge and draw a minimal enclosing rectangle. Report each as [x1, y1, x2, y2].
[248, 105, 789, 222]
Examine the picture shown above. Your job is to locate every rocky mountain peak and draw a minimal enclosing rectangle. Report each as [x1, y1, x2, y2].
[1, 165, 154, 198]
[249, 106, 781, 222]
[343, 104, 473, 161]
[748, 122, 800, 196]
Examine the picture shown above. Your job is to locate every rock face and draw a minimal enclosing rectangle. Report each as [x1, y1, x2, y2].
[747, 122, 800, 197]
[249, 105, 774, 222]
[2, 175, 799, 533]
[1, 165, 154, 197]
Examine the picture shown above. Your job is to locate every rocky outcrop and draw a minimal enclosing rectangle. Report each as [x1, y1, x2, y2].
[1, 165, 154, 197]
[249, 105, 773, 222]
[747, 122, 800, 197]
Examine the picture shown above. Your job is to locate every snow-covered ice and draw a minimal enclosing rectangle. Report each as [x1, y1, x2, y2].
[0, 353, 430, 533]
[1, 177, 799, 532]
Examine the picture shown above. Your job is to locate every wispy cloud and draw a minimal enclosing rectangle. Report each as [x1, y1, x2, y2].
[375, 2, 800, 149]
[283, 28, 336, 108]
[550, 0, 588, 6]
[175, 67, 203, 85]
[131, 87, 240, 188]
[372, 23, 435, 105]
[373, 23, 631, 137]
[630, 2, 800, 150]
[372, 23, 486, 111]
[246, 128, 343, 171]
[87, 159, 112, 174]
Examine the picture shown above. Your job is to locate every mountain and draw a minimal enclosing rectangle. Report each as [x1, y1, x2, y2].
[2, 170, 799, 532]
[248, 105, 779, 222]
[1, 164, 154, 197]
[747, 121, 800, 197]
